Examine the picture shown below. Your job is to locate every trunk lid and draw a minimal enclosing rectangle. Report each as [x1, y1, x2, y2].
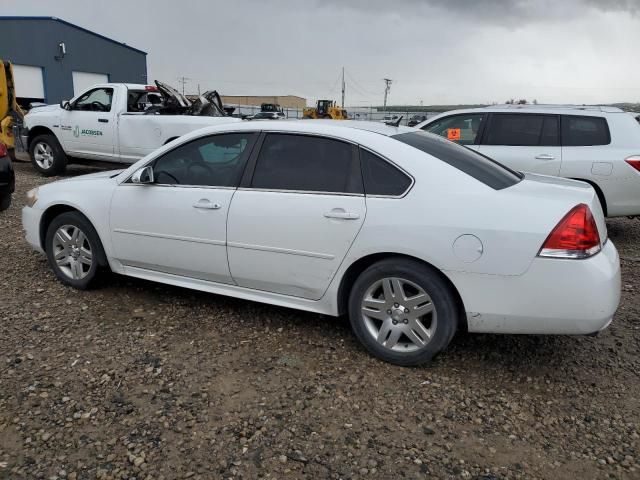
[517, 173, 607, 245]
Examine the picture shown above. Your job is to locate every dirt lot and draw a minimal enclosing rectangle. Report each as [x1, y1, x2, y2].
[1, 162, 639, 480]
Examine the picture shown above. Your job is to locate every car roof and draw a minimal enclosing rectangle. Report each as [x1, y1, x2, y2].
[429, 104, 625, 118]
[279, 120, 417, 136]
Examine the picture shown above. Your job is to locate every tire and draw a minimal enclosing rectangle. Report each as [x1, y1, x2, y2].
[0, 194, 10, 212]
[45, 211, 106, 289]
[29, 134, 67, 176]
[348, 258, 458, 366]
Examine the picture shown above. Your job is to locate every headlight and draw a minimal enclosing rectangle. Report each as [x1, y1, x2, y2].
[25, 187, 39, 207]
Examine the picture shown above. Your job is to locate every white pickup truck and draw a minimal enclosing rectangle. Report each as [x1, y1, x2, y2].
[15, 82, 241, 175]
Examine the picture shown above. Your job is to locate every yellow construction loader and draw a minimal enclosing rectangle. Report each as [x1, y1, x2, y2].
[0, 59, 24, 158]
[303, 100, 347, 120]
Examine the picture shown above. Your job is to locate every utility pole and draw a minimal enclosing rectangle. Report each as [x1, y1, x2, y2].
[177, 76, 190, 95]
[341, 67, 345, 107]
[383, 78, 392, 112]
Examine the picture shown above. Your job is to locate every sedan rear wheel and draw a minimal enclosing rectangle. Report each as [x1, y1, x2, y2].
[348, 258, 458, 366]
[361, 277, 437, 353]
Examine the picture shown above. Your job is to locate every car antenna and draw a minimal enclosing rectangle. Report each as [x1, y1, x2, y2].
[385, 115, 403, 127]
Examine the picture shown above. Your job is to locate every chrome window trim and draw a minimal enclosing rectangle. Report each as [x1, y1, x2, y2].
[121, 130, 259, 187]
[121, 183, 237, 190]
[236, 187, 364, 197]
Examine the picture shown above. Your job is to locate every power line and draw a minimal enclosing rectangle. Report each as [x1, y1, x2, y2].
[177, 76, 190, 95]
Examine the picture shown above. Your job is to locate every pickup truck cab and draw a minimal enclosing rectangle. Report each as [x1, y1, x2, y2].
[17, 83, 241, 176]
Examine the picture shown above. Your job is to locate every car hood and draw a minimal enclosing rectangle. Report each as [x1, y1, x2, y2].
[26, 104, 59, 115]
[56, 169, 124, 183]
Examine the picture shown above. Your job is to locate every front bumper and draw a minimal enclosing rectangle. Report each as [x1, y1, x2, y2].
[447, 240, 621, 335]
[22, 205, 44, 254]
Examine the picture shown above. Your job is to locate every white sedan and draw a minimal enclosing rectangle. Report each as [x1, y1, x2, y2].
[22, 121, 621, 366]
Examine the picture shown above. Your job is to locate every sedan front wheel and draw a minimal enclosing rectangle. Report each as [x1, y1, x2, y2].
[348, 258, 458, 366]
[45, 211, 106, 289]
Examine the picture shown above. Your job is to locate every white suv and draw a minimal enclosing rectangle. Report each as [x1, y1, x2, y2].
[417, 105, 640, 217]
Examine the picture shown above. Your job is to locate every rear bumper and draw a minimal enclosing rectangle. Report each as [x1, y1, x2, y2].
[447, 240, 621, 335]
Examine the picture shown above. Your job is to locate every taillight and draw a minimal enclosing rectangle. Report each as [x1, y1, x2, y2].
[625, 155, 640, 172]
[145, 85, 159, 92]
[0, 142, 7, 157]
[538, 204, 601, 259]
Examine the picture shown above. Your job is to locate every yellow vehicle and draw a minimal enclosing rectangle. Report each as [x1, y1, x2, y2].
[303, 100, 348, 120]
[0, 60, 24, 157]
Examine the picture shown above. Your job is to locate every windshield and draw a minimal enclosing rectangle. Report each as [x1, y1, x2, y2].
[392, 131, 522, 190]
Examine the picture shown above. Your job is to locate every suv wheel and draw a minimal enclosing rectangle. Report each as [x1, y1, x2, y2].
[348, 258, 458, 366]
[30, 134, 67, 176]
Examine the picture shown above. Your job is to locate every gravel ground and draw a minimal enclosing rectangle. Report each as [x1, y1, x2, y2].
[1, 162, 639, 480]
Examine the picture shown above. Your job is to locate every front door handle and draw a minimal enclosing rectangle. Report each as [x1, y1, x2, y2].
[324, 208, 360, 220]
[193, 199, 221, 210]
[535, 154, 555, 160]
[98, 118, 109, 123]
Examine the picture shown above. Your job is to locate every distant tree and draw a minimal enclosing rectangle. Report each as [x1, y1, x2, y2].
[517, 99, 527, 104]
[505, 98, 515, 104]
[532, 99, 538, 105]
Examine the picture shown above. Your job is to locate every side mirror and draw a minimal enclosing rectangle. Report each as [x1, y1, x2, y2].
[60, 100, 71, 110]
[130, 166, 154, 184]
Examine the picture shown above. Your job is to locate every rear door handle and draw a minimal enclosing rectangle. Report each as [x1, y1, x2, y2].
[193, 199, 221, 210]
[324, 209, 360, 220]
[98, 118, 109, 123]
[535, 154, 555, 160]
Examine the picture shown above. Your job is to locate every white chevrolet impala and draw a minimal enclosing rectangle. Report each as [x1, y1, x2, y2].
[22, 121, 621, 366]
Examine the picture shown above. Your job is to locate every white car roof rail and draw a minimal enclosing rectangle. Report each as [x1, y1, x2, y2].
[490, 104, 624, 113]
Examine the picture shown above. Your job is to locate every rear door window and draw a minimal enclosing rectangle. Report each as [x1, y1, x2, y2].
[561, 115, 610, 146]
[251, 134, 362, 194]
[484, 114, 559, 146]
[422, 113, 485, 145]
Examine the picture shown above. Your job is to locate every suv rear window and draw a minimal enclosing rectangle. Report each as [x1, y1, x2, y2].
[392, 131, 522, 190]
[561, 115, 610, 146]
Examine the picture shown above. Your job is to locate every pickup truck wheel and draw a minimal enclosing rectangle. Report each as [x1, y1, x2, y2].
[30, 134, 67, 176]
[0, 194, 10, 212]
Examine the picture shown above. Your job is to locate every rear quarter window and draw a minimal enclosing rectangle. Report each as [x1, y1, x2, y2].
[561, 115, 610, 146]
[392, 131, 522, 190]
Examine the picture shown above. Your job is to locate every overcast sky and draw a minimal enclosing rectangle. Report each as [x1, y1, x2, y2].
[5, 0, 640, 105]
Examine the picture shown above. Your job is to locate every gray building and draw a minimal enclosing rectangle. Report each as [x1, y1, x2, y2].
[0, 16, 147, 105]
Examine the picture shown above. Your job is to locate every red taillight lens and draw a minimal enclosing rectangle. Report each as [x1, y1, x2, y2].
[145, 85, 158, 92]
[539, 204, 601, 259]
[0, 142, 7, 157]
[625, 155, 640, 172]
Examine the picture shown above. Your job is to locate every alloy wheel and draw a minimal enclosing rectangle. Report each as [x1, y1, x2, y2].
[52, 225, 93, 280]
[34, 142, 54, 169]
[360, 277, 437, 352]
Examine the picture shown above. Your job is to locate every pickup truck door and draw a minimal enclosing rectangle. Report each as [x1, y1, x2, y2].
[58, 87, 117, 159]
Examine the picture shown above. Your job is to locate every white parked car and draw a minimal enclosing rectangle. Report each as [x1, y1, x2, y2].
[416, 105, 640, 217]
[22, 121, 620, 366]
